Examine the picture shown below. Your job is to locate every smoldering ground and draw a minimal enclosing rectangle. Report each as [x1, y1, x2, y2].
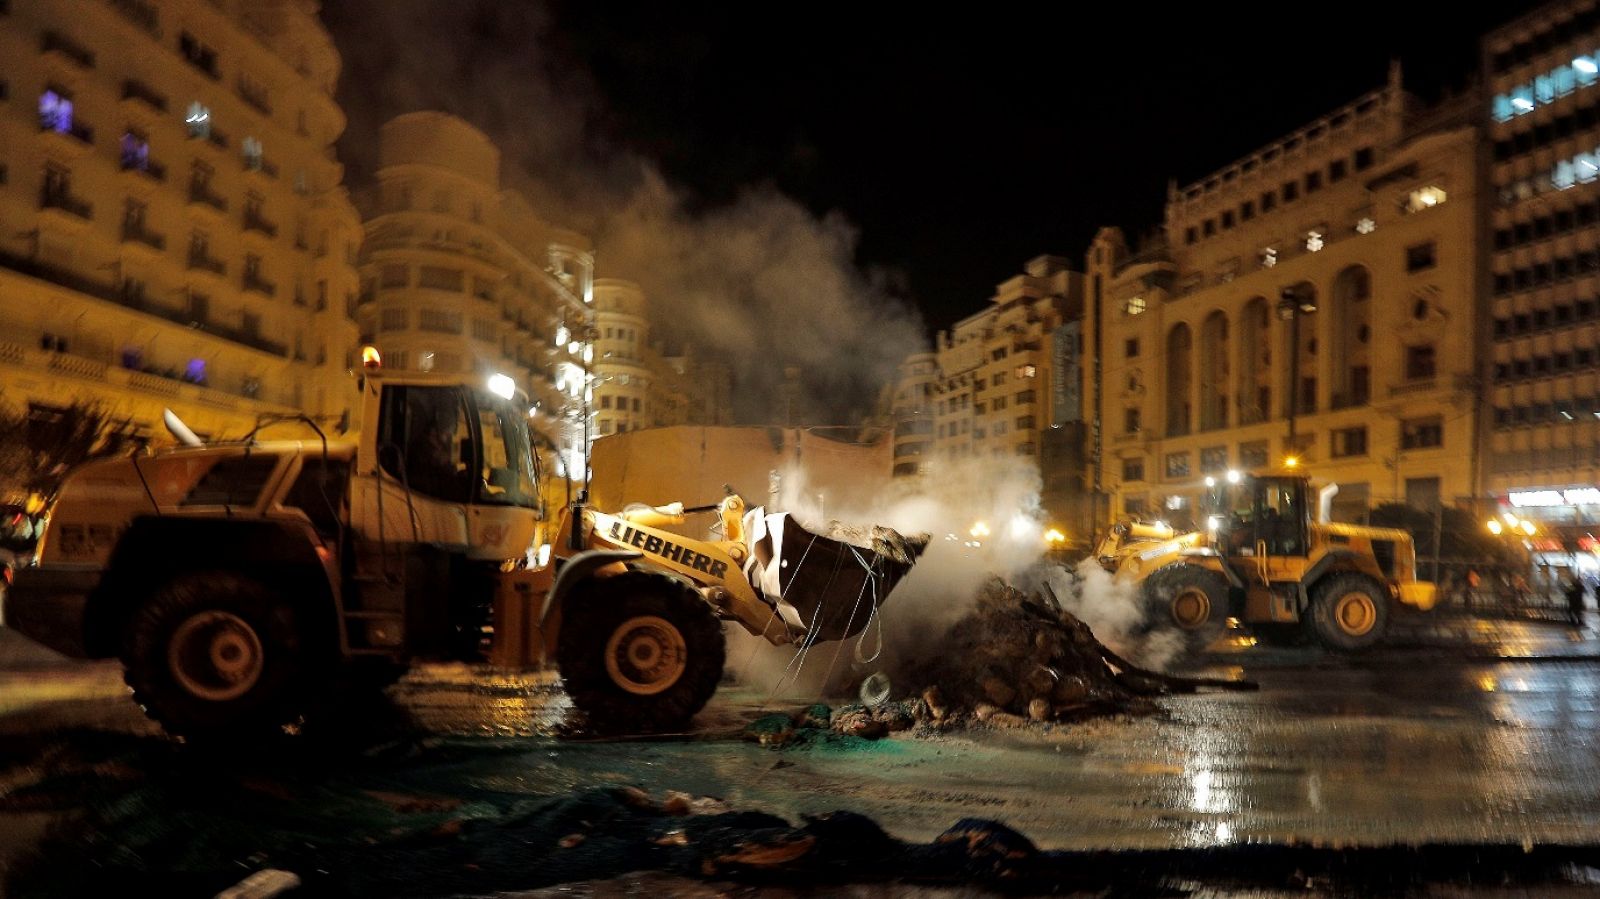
[325, 0, 927, 424]
[723, 456, 1181, 705]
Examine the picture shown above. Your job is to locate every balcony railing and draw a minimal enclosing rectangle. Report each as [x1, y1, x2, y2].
[120, 223, 165, 250]
[109, 0, 160, 36]
[41, 119, 93, 145]
[0, 249, 285, 356]
[242, 211, 278, 237]
[41, 31, 94, 68]
[236, 78, 271, 115]
[120, 79, 167, 112]
[242, 273, 276, 296]
[39, 187, 91, 219]
[186, 252, 225, 275]
[120, 156, 166, 181]
[187, 183, 227, 211]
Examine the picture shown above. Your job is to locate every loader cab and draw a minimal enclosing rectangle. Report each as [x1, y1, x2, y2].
[1211, 475, 1311, 560]
[368, 381, 539, 511]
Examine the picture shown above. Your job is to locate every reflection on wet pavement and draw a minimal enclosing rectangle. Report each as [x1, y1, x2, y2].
[4, 613, 1600, 858]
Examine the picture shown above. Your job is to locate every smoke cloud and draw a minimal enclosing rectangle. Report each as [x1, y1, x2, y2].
[325, 1, 926, 423]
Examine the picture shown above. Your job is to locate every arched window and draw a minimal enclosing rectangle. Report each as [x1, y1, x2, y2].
[1239, 298, 1270, 425]
[1332, 266, 1371, 408]
[1166, 323, 1193, 437]
[1282, 281, 1318, 417]
[1200, 311, 1229, 430]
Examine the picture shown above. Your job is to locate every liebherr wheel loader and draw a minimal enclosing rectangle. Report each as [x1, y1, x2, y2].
[4, 364, 924, 738]
[1096, 469, 1437, 654]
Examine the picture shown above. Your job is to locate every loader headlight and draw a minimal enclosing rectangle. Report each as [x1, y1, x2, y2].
[487, 372, 516, 399]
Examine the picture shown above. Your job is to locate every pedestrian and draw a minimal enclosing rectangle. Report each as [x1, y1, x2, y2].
[1566, 573, 1588, 627]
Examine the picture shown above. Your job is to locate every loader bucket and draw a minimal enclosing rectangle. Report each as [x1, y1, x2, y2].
[744, 509, 929, 646]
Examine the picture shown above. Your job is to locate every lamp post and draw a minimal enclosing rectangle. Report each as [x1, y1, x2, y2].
[1277, 285, 1318, 455]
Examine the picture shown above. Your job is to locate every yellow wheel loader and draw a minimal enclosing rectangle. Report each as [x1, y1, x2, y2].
[4, 364, 924, 739]
[1096, 470, 1436, 654]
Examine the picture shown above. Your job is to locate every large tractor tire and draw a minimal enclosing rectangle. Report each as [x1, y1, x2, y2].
[121, 572, 316, 740]
[1142, 563, 1229, 656]
[556, 571, 726, 735]
[1307, 573, 1390, 652]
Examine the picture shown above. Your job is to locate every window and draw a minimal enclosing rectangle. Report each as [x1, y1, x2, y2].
[1405, 242, 1436, 272]
[1403, 186, 1447, 213]
[1122, 457, 1145, 482]
[1165, 452, 1190, 479]
[122, 197, 146, 233]
[380, 264, 408, 288]
[1261, 190, 1276, 212]
[242, 136, 263, 170]
[1282, 180, 1299, 202]
[1240, 441, 1269, 469]
[1329, 159, 1347, 182]
[1405, 344, 1436, 380]
[600, 395, 611, 410]
[1016, 415, 1035, 430]
[380, 307, 407, 332]
[993, 396, 1007, 410]
[471, 318, 496, 341]
[1221, 211, 1235, 229]
[179, 32, 220, 78]
[38, 87, 73, 133]
[1401, 416, 1443, 450]
[1124, 296, 1147, 316]
[991, 347, 1008, 361]
[1185, 227, 1197, 245]
[186, 101, 211, 138]
[1125, 337, 1140, 358]
[1331, 426, 1368, 457]
[1354, 147, 1375, 170]
[419, 308, 463, 333]
[120, 129, 150, 171]
[993, 371, 1007, 386]
[1203, 219, 1216, 237]
[1015, 389, 1035, 404]
[1200, 446, 1228, 473]
[1017, 364, 1037, 379]
[1305, 170, 1322, 193]
[418, 266, 464, 291]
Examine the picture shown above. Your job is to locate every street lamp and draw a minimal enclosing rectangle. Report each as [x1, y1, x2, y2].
[1277, 285, 1317, 453]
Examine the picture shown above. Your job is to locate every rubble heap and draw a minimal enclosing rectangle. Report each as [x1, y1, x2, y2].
[904, 577, 1255, 726]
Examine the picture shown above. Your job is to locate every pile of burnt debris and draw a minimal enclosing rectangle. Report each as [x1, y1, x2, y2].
[746, 576, 1254, 744]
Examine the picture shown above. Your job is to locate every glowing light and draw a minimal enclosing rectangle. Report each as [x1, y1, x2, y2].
[487, 372, 516, 399]
[1154, 520, 1168, 531]
[1008, 515, 1039, 542]
[1487, 519, 1504, 535]
[1207, 516, 1222, 532]
[1044, 528, 1067, 545]
[1205, 476, 1217, 488]
[1305, 230, 1324, 252]
[1512, 97, 1534, 110]
[1521, 519, 1538, 536]
[1355, 217, 1376, 234]
[535, 543, 552, 568]
[969, 521, 990, 539]
[1577, 57, 1599, 75]
[360, 345, 382, 369]
[1226, 469, 1242, 484]
[1283, 456, 1299, 469]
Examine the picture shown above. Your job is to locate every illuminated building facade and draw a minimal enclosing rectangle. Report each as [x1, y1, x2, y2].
[890, 255, 1082, 476]
[591, 277, 731, 436]
[1082, 65, 1482, 527]
[359, 111, 593, 474]
[1483, 0, 1600, 562]
[0, 0, 361, 449]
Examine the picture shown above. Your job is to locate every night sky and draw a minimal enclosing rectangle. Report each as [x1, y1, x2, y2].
[323, 1, 1546, 420]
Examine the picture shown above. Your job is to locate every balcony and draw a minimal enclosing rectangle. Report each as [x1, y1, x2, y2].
[242, 210, 278, 238]
[41, 31, 94, 69]
[39, 186, 92, 220]
[120, 223, 166, 252]
[243, 157, 279, 179]
[186, 251, 226, 276]
[187, 182, 228, 213]
[40, 119, 94, 148]
[242, 272, 276, 297]
[120, 156, 166, 182]
[109, 0, 160, 36]
[0, 249, 285, 357]
[236, 78, 271, 115]
[120, 79, 167, 112]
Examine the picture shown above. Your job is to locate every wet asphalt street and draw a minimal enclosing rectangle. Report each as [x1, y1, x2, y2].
[4, 611, 1600, 894]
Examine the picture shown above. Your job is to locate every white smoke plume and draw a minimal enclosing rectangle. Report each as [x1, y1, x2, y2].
[723, 455, 1179, 704]
[326, 1, 927, 424]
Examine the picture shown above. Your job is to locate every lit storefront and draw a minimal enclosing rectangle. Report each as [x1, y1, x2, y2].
[1498, 485, 1600, 582]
